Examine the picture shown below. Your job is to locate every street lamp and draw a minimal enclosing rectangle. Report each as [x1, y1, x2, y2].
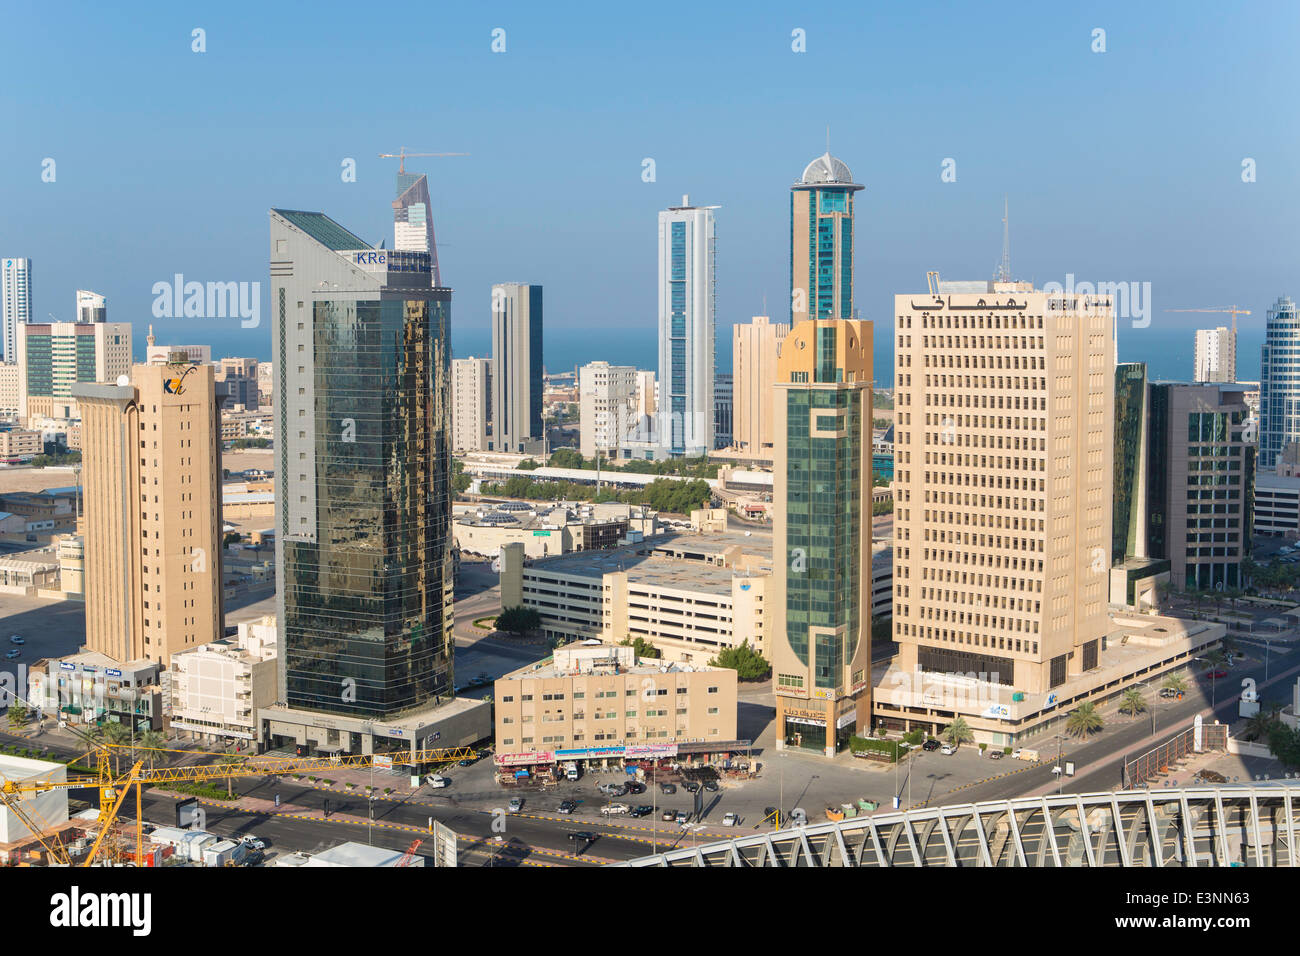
[1133, 680, 1157, 739]
[1053, 733, 1068, 795]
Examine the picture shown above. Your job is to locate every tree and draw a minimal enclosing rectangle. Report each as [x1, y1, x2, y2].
[547, 448, 586, 470]
[1244, 711, 1280, 743]
[620, 636, 660, 660]
[1118, 687, 1147, 718]
[496, 606, 541, 635]
[709, 642, 771, 680]
[941, 717, 974, 749]
[7, 703, 29, 731]
[138, 729, 166, 770]
[1201, 649, 1227, 671]
[1162, 673, 1189, 695]
[96, 721, 132, 774]
[1065, 702, 1104, 738]
[218, 754, 245, 798]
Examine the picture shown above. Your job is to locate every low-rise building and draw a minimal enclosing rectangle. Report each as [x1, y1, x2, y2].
[492, 642, 739, 770]
[29, 651, 164, 732]
[454, 500, 656, 560]
[170, 616, 278, 743]
[0, 427, 42, 463]
[1256, 471, 1300, 536]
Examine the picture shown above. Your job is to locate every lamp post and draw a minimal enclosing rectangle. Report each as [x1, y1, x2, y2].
[1133, 680, 1157, 739]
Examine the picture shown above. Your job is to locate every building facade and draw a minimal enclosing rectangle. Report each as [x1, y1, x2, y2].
[74, 362, 224, 666]
[714, 372, 732, 450]
[890, 281, 1114, 697]
[75, 289, 107, 324]
[270, 207, 454, 720]
[17, 320, 132, 422]
[732, 315, 789, 458]
[451, 356, 491, 452]
[1194, 326, 1235, 383]
[170, 616, 278, 743]
[1, 258, 31, 364]
[771, 318, 874, 757]
[579, 361, 638, 460]
[790, 154, 863, 326]
[1260, 296, 1300, 471]
[657, 196, 716, 457]
[491, 283, 545, 454]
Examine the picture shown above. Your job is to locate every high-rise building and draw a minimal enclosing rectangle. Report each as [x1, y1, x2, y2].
[889, 280, 1114, 706]
[579, 361, 638, 459]
[1259, 296, 1299, 470]
[214, 357, 260, 410]
[451, 356, 491, 452]
[17, 320, 132, 422]
[74, 361, 223, 666]
[2, 258, 32, 364]
[145, 326, 211, 367]
[714, 372, 732, 450]
[270, 207, 454, 720]
[393, 171, 441, 288]
[657, 196, 716, 457]
[771, 318, 873, 756]
[75, 289, 107, 324]
[491, 282, 545, 454]
[732, 315, 790, 458]
[1193, 326, 1235, 383]
[790, 155, 863, 325]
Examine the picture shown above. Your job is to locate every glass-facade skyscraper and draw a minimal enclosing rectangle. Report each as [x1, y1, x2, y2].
[1260, 295, 1300, 470]
[790, 154, 863, 325]
[270, 208, 454, 720]
[657, 196, 715, 457]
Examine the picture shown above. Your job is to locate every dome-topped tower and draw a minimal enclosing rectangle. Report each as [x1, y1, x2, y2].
[798, 151, 859, 187]
[790, 149, 863, 326]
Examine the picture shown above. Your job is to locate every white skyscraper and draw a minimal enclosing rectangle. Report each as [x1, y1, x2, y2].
[657, 196, 716, 457]
[579, 361, 638, 460]
[76, 289, 107, 323]
[2, 258, 32, 363]
[1193, 326, 1235, 383]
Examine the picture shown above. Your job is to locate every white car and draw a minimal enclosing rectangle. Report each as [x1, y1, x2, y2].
[940, 745, 956, 755]
[427, 775, 450, 789]
[8, 635, 23, 645]
[241, 837, 267, 851]
[721, 812, 739, 826]
[600, 803, 630, 815]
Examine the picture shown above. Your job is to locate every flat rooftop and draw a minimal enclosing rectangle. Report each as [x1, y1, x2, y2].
[501, 648, 728, 682]
[525, 531, 770, 594]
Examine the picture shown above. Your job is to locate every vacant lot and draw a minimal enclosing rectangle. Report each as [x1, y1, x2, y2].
[0, 466, 80, 495]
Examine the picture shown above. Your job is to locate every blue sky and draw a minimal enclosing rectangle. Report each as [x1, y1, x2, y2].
[2, 0, 1297, 383]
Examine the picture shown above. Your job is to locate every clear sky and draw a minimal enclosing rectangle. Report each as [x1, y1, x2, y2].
[2, 0, 1297, 383]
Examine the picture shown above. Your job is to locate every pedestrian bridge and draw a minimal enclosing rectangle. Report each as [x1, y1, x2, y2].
[615, 784, 1300, 867]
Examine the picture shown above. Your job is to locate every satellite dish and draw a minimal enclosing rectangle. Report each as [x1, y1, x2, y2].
[116, 374, 130, 387]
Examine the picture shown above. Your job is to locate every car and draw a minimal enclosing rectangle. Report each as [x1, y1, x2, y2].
[558, 800, 578, 814]
[661, 809, 677, 821]
[474, 673, 490, 684]
[940, 745, 956, 755]
[457, 758, 475, 767]
[660, 782, 677, 795]
[682, 781, 700, 793]
[1206, 669, 1228, 680]
[624, 781, 645, 795]
[568, 830, 596, 843]
[922, 739, 941, 752]
[630, 805, 654, 818]
[507, 797, 524, 813]
[427, 774, 450, 788]
[600, 803, 630, 815]
[1011, 749, 1023, 759]
[987, 749, 1003, 760]
[703, 780, 719, 792]
[1160, 687, 1178, 698]
[721, 812, 739, 826]
[4, 649, 20, 660]
[241, 836, 267, 851]
[8, 636, 23, 645]
[598, 782, 626, 797]
[675, 810, 689, 825]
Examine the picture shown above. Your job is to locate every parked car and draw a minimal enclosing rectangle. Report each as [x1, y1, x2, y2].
[675, 810, 689, 825]
[457, 758, 475, 766]
[558, 800, 578, 814]
[4, 649, 20, 660]
[940, 744, 957, 755]
[1160, 687, 1178, 699]
[598, 782, 626, 797]
[703, 780, 719, 792]
[987, 749, 1003, 760]
[922, 739, 941, 751]
[660, 782, 677, 795]
[241, 836, 267, 851]
[600, 803, 630, 815]
[661, 809, 677, 821]
[630, 805, 654, 818]
[624, 781, 645, 795]
[427, 774, 450, 788]
[8, 635, 23, 645]
[508, 797, 524, 813]
[682, 781, 700, 793]
[721, 812, 739, 826]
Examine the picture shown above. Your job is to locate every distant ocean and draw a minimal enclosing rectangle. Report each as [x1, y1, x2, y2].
[184, 319, 1266, 389]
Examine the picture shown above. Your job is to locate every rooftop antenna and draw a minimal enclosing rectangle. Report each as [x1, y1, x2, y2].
[994, 196, 1011, 283]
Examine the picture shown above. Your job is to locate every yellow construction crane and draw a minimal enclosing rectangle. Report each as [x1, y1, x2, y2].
[1164, 305, 1252, 339]
[0, 743, 479, 866]
[378, 148, 469, 175]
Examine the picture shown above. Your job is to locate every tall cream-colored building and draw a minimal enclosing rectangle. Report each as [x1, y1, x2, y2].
[17, 320, 133, 422]
[731, 315, 789, 458]
[451, 356, 491, 451]
[579, 361, 638, 459]
[889, 280, 1114, 700]
[74, 361, 223, 666]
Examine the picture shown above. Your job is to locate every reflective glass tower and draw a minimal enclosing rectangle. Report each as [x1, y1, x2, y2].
[270, 208, 453, 719]
[657, 196, 715, 457]
[790, 154, 863, 325]
[1260, 295, 1300, 470]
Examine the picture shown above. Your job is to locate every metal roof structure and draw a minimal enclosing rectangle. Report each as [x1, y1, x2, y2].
[616, 784, 1300, 867]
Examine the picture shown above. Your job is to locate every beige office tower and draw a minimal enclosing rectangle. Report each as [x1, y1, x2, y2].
[732, 315, 789, 457]
[451, 356, 491, 451]
[74, 361, 223, 666]
[579, 360, 638, 459]
[771, 318, 873, 757]
[890, 281, 1114, 699]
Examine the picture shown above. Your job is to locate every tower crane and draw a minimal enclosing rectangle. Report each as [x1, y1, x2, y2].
[377, 148, 469, 175]
[1164, 305, 1252, 339]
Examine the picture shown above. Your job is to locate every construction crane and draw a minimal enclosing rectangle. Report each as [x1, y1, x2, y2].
[0, 743, 479, 866]
[396, 838, 423, 867]
[1164, 305, 1252, 339]
[378, 148, 469, 175]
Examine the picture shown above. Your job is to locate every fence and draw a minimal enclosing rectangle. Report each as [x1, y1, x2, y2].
[1122, 721, 1229, 788]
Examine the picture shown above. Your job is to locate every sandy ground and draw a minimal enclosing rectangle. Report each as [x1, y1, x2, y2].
[222, 449, 274, 474]
[0, 465, 81, 495]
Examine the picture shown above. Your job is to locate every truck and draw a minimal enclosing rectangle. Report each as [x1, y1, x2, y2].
[564, 761, 580, 781]
[1012, 748, 1039, 762]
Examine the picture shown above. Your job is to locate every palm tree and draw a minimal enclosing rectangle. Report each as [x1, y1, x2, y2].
[1202, 649, 1227, 671]
[1065, 702, 1104, 738]
[218, 754, 245, 798]
[1162, 673, 1189, 695]
[137, 729, 166, 771]
[97, 721, 131, 774]
[1244, 711, 1279, 742]
[1118, 687, 1147, 718]
[7, 703, 28, 731]
[941, 717, 974, 749]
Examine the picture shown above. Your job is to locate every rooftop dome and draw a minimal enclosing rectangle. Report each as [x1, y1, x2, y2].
[799, 152, 857, 186]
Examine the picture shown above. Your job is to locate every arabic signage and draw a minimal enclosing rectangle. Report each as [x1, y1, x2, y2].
[495, 751, 554, 767]
[624, 744, 677, 759]
[908, 295, 1030, 312]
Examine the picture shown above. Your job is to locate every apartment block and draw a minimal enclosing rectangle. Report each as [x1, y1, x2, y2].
[732, 315, 789, 459]
[170, 616, 278, 743]
[1194, 326, 1236, 383]
[579, 361, 638, 459]
[17, 320, 132, 422]
[451, 356, 491, 452]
